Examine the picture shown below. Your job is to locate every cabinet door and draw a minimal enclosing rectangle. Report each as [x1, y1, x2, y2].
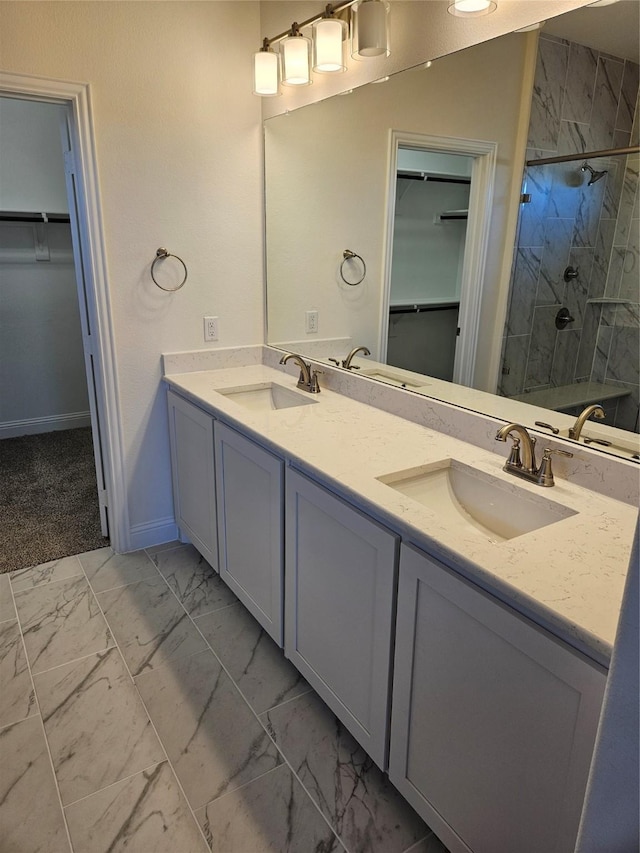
[390, 543, 606, 853]
[167, 391, 218, 568]
[285, 468, 399, 769]
[215, 422, 284, 645]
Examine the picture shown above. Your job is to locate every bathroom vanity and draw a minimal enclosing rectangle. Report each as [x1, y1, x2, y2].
[163, 354, 637, 853]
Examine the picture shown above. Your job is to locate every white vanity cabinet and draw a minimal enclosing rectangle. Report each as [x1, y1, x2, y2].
[167, 390, 218, 569]
[214, 422, 284, 646]
[284, 468, 399, 769]
[389, 543, 606, 853]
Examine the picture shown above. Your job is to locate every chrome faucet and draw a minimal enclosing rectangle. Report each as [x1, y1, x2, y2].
[496, 423, 572, 487]
[568, 404, 605, 441]
[342, 345, 371, 370]
[279, 353, 322, 393]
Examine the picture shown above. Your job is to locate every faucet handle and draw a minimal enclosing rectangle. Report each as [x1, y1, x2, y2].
[309, 369, 323, 394]
[328, 358, 340, 367]
[543, 448, 573, 459]
[505, 436, 522, 468]
[535, 420, 560, 435]
[537, 447, 574, 487]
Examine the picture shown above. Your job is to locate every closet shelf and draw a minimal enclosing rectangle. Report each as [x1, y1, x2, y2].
[0, 211, 70, 223]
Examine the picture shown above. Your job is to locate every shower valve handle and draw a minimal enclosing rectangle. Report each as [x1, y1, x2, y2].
[564, 266, 579, 282]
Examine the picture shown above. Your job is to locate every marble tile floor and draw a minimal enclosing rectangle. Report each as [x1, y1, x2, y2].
[0, 543, 448, 853]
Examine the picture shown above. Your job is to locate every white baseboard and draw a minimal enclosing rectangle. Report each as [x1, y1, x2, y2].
[0, 411, 92, 439]
[128, 517, 178, 552]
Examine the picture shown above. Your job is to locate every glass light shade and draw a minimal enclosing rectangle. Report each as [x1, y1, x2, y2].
[253, 49, 279, 96]
[448, 0, 497, 16]
[281, 33, 312, 86]
[312, 17, 347, 73]
[351, 0, 390, 60]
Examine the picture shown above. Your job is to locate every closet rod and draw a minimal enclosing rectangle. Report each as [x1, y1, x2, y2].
[390, 301, 459, 315]
[0, 211, 70, 223]
[397, 172, 471, 185]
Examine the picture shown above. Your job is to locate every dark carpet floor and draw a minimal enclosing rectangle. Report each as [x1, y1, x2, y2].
[0, 427, 109, 574]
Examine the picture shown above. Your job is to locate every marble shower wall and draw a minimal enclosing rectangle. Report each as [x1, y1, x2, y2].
[500, 33, 639, 432]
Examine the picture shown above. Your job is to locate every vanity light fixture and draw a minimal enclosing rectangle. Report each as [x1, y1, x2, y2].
[313, 7, 348, 72]
[253, 39, 279, 97]
[351, 0, 390, 59]
[253, 0, 392, 96]
[281, 23, 312, 86]
[448, 0, 497, 17]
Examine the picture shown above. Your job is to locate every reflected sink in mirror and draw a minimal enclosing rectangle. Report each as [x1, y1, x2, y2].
[217, 382, 318, 413]
[359, 368, 427, 389]
[377, 459, 577, 542]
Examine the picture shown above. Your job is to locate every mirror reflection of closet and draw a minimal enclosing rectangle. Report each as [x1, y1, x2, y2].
[387, 147, 472, 381]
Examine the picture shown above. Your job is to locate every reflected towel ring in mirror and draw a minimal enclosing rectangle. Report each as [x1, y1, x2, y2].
[340, 249, 366, 286]
[150, 247, 188, 291]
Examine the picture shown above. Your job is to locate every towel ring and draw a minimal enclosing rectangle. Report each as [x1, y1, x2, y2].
[150, 248, 188, 292]
[340, 249, 366, 286]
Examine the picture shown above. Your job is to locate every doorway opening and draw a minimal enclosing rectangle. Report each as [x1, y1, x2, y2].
[0, 94, 110, 572]
[381, 131, 497, 387]
[388, 148, 473, 381]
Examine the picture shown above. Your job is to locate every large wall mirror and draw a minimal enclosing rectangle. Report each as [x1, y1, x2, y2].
[265, 1, 639, 462]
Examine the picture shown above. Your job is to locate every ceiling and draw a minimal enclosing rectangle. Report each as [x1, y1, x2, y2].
[543, 0, 640, 63]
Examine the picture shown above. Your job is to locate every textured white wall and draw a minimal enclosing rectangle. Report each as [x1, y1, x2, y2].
[0, 224, 89, 435]
[0, 98, 68, 212]
[0, 1, 263, 544]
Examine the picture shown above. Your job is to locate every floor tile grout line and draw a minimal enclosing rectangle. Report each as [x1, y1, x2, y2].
[84, 570, 162, 596]
[61, 757, 170, 810]
[121, 552, 347, 851]
[259, 684, 315, 716]
[8, 577, 75, 853]
[79, 548, 161, 596]
[130, 666, 213, 852]
[165, 576, 351, 853]
[402, 831, 437, 853]
[8, 555, 85, 593]
[27, 641, 118, 678]
[12, 571, 94, 604]
[81, 554, 211, 852]
[194, 759, 348, 852]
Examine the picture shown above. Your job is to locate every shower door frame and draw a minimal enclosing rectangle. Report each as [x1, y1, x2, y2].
[0, 71, 128, 552]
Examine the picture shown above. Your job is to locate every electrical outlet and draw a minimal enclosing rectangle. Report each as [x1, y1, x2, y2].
[305, 310, 319, 334]
[204, 316, 219, 342]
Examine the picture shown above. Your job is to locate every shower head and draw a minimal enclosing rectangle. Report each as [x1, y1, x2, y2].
[581, 161, 608, 186]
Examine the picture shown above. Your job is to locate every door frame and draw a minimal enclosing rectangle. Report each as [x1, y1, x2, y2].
[0, 71, 128, 551]
[380, 130, 497, 387]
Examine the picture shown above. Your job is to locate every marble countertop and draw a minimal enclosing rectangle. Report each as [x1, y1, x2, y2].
[164, 363, 638, 665]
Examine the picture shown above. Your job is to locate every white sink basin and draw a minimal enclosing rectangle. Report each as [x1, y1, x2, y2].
[359, 368, 426, 389]
[217, 382, 318, 413]
[377, 459, 577, 542]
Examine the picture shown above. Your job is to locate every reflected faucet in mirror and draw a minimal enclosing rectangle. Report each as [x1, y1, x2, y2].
[569, 405, 606, 441]
[330, 345, 371, 370]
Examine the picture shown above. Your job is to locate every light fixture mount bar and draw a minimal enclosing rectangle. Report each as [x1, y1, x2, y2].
[263, 0, 356, 47]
